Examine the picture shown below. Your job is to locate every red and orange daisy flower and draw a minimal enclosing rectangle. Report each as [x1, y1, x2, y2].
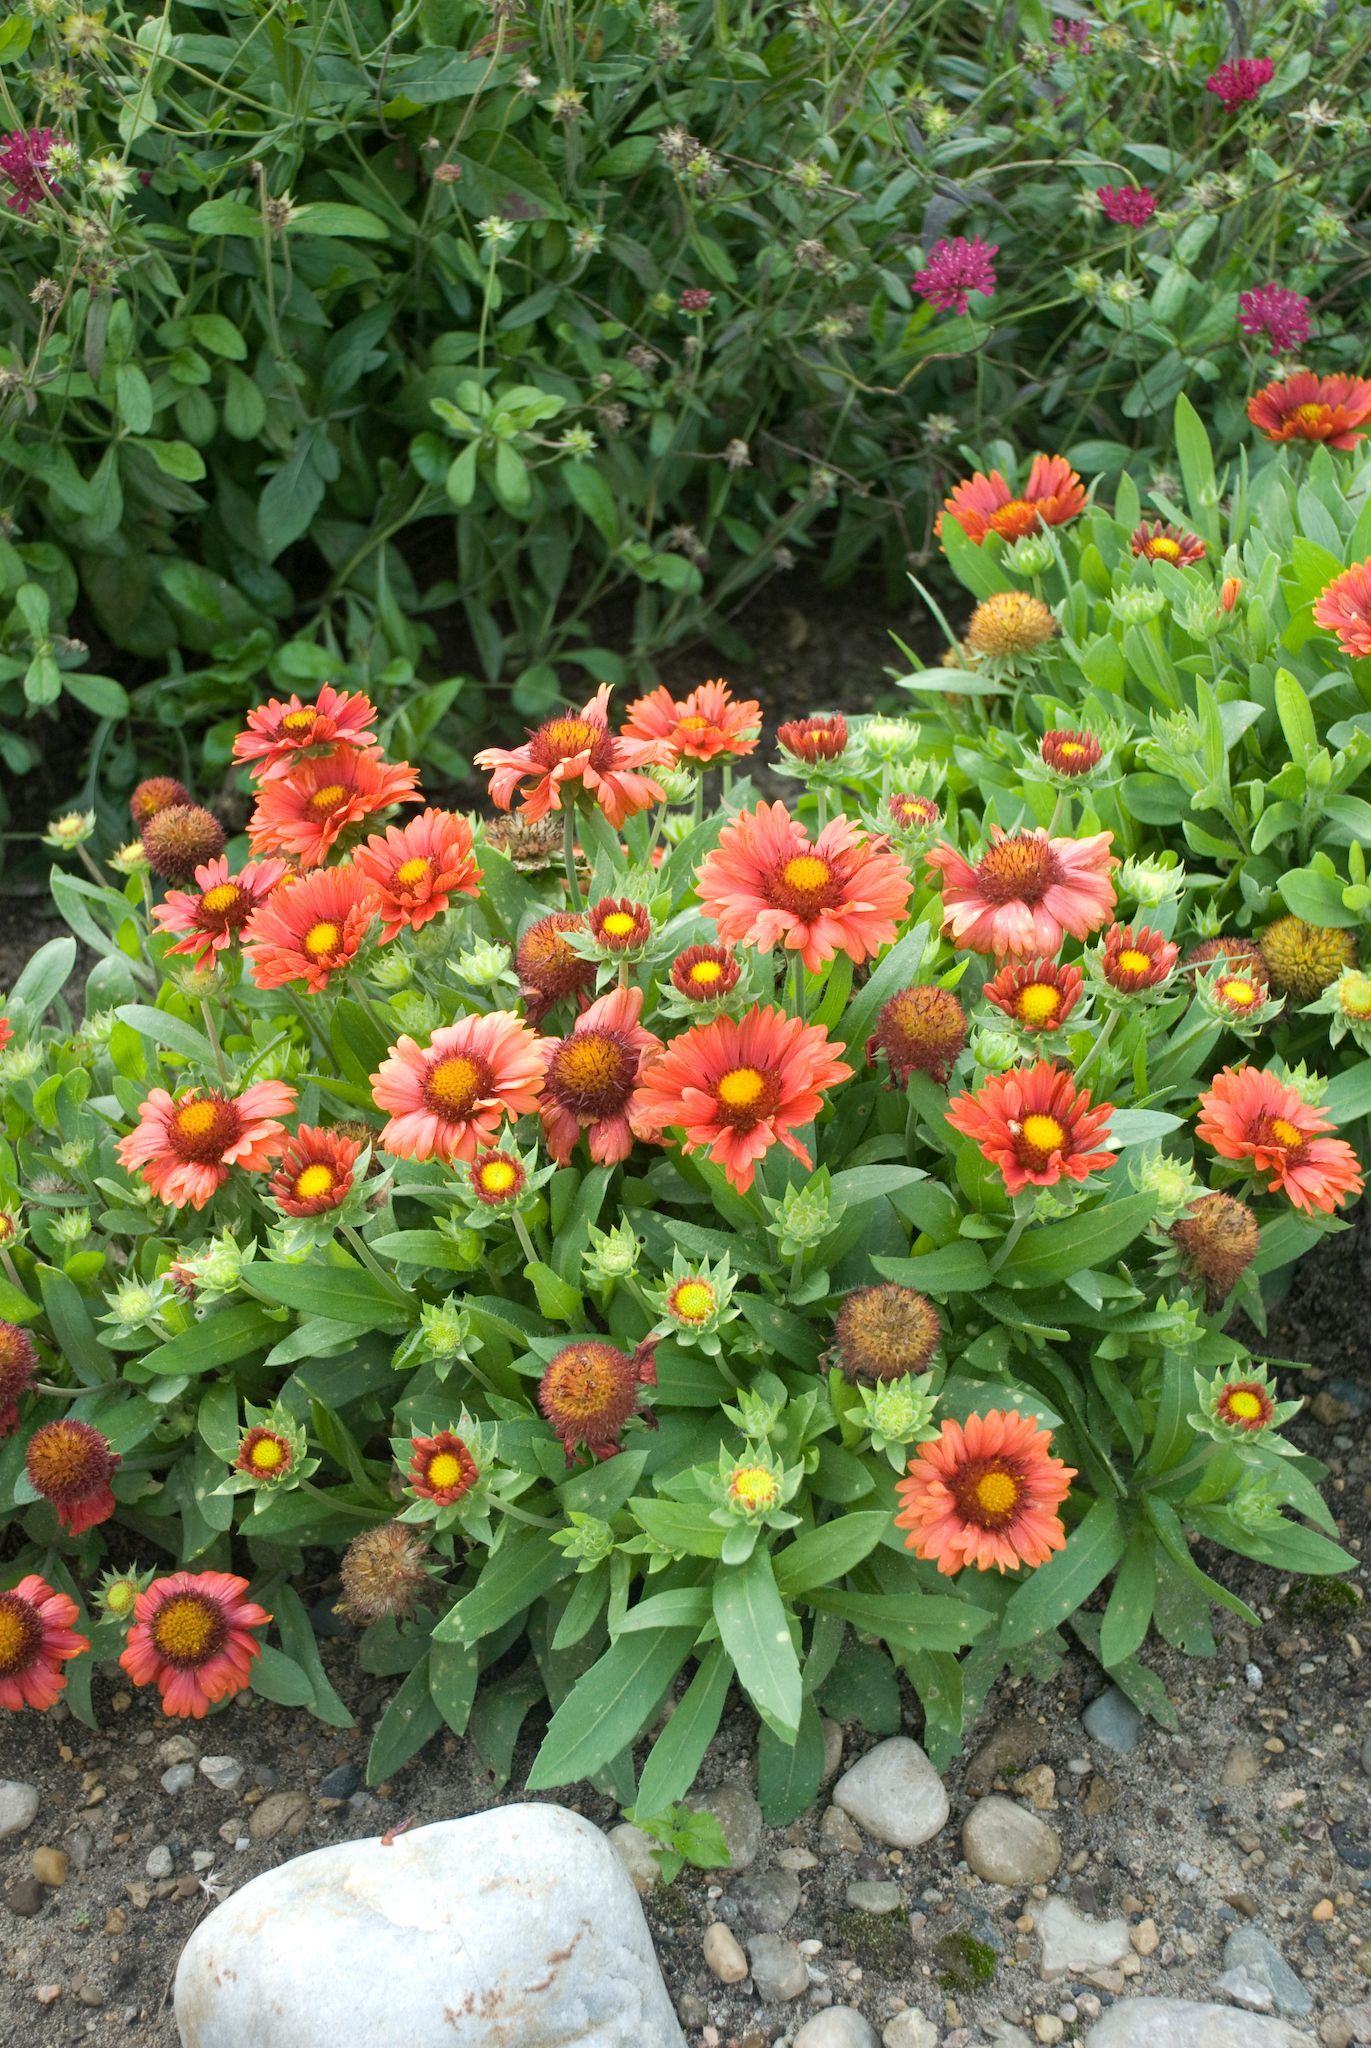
[370, 1012, 547, 1164]
[895, 1409, 1076, 1576]
[354, 808, 481, 943]
[539, 983, 662, 1166]
[634, 1003, 852, 1192]
[25, 1419, 119, 1535]
[1099, 922, 1179, 993]
[867, 985, 969, 1084]
[233, 1427, 296, 1485]
[983, 957, 1084, 1034]
[927, 826, 1115, 958]
[1247, 371, 1371, 450]
[1195, 1065, 1364, 1214]
[777, 714, 848, 764]
[1131, 519, 1206, 566]
[696, 801, 912, 975]
[0, 1574, 89, 1712]
[1312, 559, 1371, 661]
[939, 454, 1087, 547]
[620, 678, 761, 766]
[515, 912, 596, 1024]
[670, 943, 741, 1002]
[468, 1150, 527, 1207]
[247, 750, 420, 868]
[406, 1430, 480, 1506]
[0, 1321, 38, 1436]
[475, 684, 667, 827]
[119, 1569, 270, 1720]
[152, 854, 288, 964]
[231, 683, 380, 781]
[538, 1337, 658, 1464]
[268, 1126, 366, 1217]
[1216, 1379, 1274, 1431]
[587, 896, 651, 956]
[946, 1060, 1116, 1194]
[1040, 729, 1102, 777]
[116, 1079, 296, 1211]
[242, 864, 380, 994]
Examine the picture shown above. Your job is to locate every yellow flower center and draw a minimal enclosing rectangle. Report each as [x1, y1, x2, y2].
[294, 1163, 336, 1200]
[249, 1436, 285, 1470]
[1117, 949, 1152, 975]
[672, 1280, 716, 1323]
[781, 854, 830, 894]
[689, 960, 722, 984]
[1339, 971, 1371, 1019]
[1292, 403, 1331, 431]
[1226, 1389, 1264, 1420]
[544, 718, 596, 754]
[281, 709, 317, 732]
[555, 1033, 629, 1093]
[309, 783, 347, 811]
[1022, 1113, 1065, 1153]
[1221, 977, 1257, 1007]
[151, 1595, 217, 1662]
[1269, 1117, 1303, 1149]
[729, 1465, 779, 1511]
[395, 857, 430, 887]
[717, 1066, 765, 1108]
[975, 1470, 1019, 1516]
[201, 883, 242, 914]
[601, 911, 636, 937]
[1149, 536, 1181, 560]
[304, 921, 340, 958]
[0, 1605, 29, 1670]
[427, 1055, 482, 1115]
[478, 1159, 517, 1194]
[426, 1452, 463, 1489]
[1018, 983, 1061, 1026]
[1056, 741, 1085, 759]
[176, 1100, 218, 1139]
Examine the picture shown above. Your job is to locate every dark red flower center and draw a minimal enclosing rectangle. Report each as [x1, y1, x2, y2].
[171, 1094, 242, 1163]
[1010, 1111, 1069, 1172]
[415, 1434, 479, 1501]
[423, 1052, 492, 1121]
[529, 715, 612, 771]
[767, 851, 843, 917]
[0, 1590, 41, 1677]
[198, 881, 251, 932]
[1256, 1114, 1306, 1160]
[1216, 1382, 1274, 1430]
[547, 1029, 636, 1116]
[951, 1457, 1025, 1528]
[149, 1591, 227, 1669]
[975, 833, 1057, 906]
[713, 1063, 782, 1131]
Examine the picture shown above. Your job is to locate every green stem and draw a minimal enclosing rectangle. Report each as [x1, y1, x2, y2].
[285, 986, 330, 1063]
[563, 808, 583, 912]
[790, 949, 808, 1020]
[341, 1223, 412, 1307]
[349, 974, 390, 1040]
[1045, 788, 1069, 837]
[512, 1209, 539, 1267]
[1074, 1006, 1119, 1087]
[201, 1000, 229, 1085]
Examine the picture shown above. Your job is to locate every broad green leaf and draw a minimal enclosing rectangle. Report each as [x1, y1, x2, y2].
[250, 1643, 316, 1710]
[1000, 1499, 1125, 1649]
[429, 1637, 480, 1738]
[805, 1588, 991, 1654]
[773, 1512, 888, 1598]
[434, 1527, 573, 1644]
[141, 1301, 280, 1378]
[289, 201, 391, 240]
[634, 1646, 731, 1815]
[1274, 669, 1317, 768]
[1099, 1536, 1155, 1668]
[242, 1262, 411, 1326]
[713, 1548, 802, 1740]
[367, 1656, 443, 1783]
[526, 1627, 694, 1789]
[757, 1697, 825, 1825]
[116, 1002, 214, 1065]
[997, 1192, 1156, 1288]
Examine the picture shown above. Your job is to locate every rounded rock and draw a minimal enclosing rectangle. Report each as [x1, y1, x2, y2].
[746, 1933, 810, 2003]
[962, 1797, 1062, 1887]
[882, 2015, 938, 2048]
[199, 1756, 244, 1793]
[608, 1824, 663, 1896]
[703, 1921, 748, 1985]
[685, 1783, 764, 1871]
[30, 1847, 68, 1889]
[0, 1781, 40, 1843]
[145, 1846, 174, 1881]
[161, 1763, 196, 1796]
[1082, 2000, 1320, 2047]
[730, 1866, 801, 1932]
[794, 2011, 880, 2048]
[832, 1738, 949, 1849]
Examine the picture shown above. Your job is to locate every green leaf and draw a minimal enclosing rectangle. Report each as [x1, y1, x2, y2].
[428, 1637, 480, 1738]
[140, 439, 206, 481]
[434, 1526, 573, 1644]
[773, 1513, 888, 1598]
[141, 1301, 280, 1379]
[757, 1698, 825, 1826]
[1274, 669, 1317, 768]
[7, 937, 76, 1019]
[186, 312, 247, 359]
[1099, 1537, 1155, 1668]
[713, 1548, 802, 1741]
[289, 202, 392, 239]
[564, 462, 619, 547]
[806, 1589, 991, 1654]
[250, 1643, 317, 1710]
[115, 1002, 214, 1065]
[1173, 392, 1217, 536]
[526, 1628, 694, 1789]
[241, 1262, 410, 1326]
[615, 1587, 712, 1635]
[634, 1646, 731, 1815]
[271, 1585, 355, 1728]
[997, 1192, 1156, 1288]
[870, 1240, 993, 1294]
[1277, 865, 1360, 928]
[367, 1656, 443, 1784]
[818, 1639, 900, 1734]
[186, 198, 263, 237]
[1000, 1499, 1126, 1649]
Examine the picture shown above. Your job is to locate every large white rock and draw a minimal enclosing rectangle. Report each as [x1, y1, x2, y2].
[831, 1738, 948, 1848]
[174, 1804, 686, 2048]
[1083, 1999, 1316, 2047]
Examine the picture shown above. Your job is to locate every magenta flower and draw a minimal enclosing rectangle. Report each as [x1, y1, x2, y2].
[1051, 18, 1092, 51]
[1097, 186, 1157, 227]
[914, 236, 999, 318]
[1238, 284, 1311, 354]
[1206, 57, 1274, 110]
[1, 129, 61, 217]
[678, 287, 713, 313]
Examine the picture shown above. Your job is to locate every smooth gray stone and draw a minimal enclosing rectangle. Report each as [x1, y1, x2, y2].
[174, 1805, 686, 2048]
[961, 1795, 1062, 1886]
[1221, 1926, 1314, 2018]
[1083, 1999, 1316, 2047]
[0, 1781, 39, 1842]
[1082, 1687, 1142, 1755]
[832, 1738, 949, 1848]
[793, 2012, 879, 2048]
[1036, 1897, 1130, 1980]
[730, 1865, 801, 1932]
[746, 1934, 809, 2003]
[685, 1782, 764, 1871]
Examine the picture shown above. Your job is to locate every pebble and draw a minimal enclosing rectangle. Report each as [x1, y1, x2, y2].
[1332, 1824, 1371, 1872]
[1082, 1689, 1142, 1756]
[34, 1984, 61, 2006]
[731, 1866, 802, 1932]
[964, 1718, 1041, 1797]
[819, 1804, 864, 1855]
[161, 1763, 196, 1795]
[319, 1765, 361, 1801]
[199, 1756, 244, 1793]
[821, 1718, 844, 1782]
[703, 1922, 748, 1985]
[159, 1735, 198, 1766]
[1220, 1927, 1314, 2018]
[1220, 1745, 1262, 1789]
[793, 2012, 879, 2048]
[746, 1933, 810, 2002]
[1081, 2000, 1317, 2046]
[845, 1881, 902, 1915]
[778, 1847, 820, 1871]
[0, 1780, 40, 1842]
[686, 1783, 764, 1871]
[1362, 1733, 1371, 1781]
[31, 1847, 69, 1888]
[1035, 2021, 1065, 2046]
[1036, 1898, 1131, 1980]
[881, 2015, 938, 2048]
[1130, 1919, 1159, 1957]
[608, 1823, 663, 1895]
[247, 1790, 311, 1842]
[1016, 1764, 1057, 1810]
[1245, 1664, 1264, 1692]
[832, 1738, 949, 1849]
[1216, 1966, 1276, 2013]
[962, 1797, 1062, 1887]
[145, 1846, 174, 1880]
[7, 1876, 45, 1916]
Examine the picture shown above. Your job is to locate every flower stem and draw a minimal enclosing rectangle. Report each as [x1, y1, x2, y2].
[512, 1209, 539, 1267]
[341, 1223, 412, 1308]
[563, 808, 583, 911]
[201, 1000, 229, 1085]
[1074, 1005, 1119, 1088]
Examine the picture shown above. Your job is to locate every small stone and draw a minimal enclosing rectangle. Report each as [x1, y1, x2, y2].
[793, 2012, 879, 2048]
[686, 1783, 764, 1871]
[7, 1877, 45, 1917]
[1084, 1776, 1116, 1818]
[1082, 1689, 1142, 1756]
[34, 1984, 61, 2007]
[161, 1763, 196, 1795]
[31, 1847, 69, 1888]
[1130, 1919, 1159, 1957]
[0, 1780, 40, 1842]
[821, 1718, 844, 1783]
[820, 1804, 864, 1855]
[1173, 1861, 1201, 1885]
[832, 1738, 949, 1849]
[1216, 1968, 1276, 2012]
[882, 2015, 938, 2048]
[1016, 1764, 1057, 1810]
[199, 1756, 244, 1793]
[104, 1906, 128, 1935]
[845, 1881, 902, 1915]
[703, 1922, 748, 1984]
[1037, 1897, 1131, 1980]
[608, 1824, 663, 1895]
[1220, 1745, 1262, 1789]
[1082, 2008, 1314, 2048]
[778, 1847, 819, 1871]
[76, 1980, 105, 2009]
[247, 1790, 311, 1843]
[1313, 1899, 1336, 1922]
[158, 1735, 198, 1766]
[1221, 1927, 1314, 2018]
[747, 1933, 810, 2003]
[731, 1866, 802, 1932]
[319, 1765, 361, 1801]
[1320, 2018, 1355, 2048]
[1035, 2021, 1065, 2046]
[964, 1718, 1041, 1798]
[145, 1846, 174, 1880]
[1331, 1824, 1371, 1872]
[1245, 1664, 1264, 1692]
[962, 1798, 1062, 1887]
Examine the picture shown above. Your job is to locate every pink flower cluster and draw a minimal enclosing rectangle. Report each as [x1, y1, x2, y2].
[1097, 186, 1156, 227]
[1238, 283, 1311, 354]
[1206, 56, 1273, 110]
[1, 128, 60, 216]
[1051, 18, 1092, 51]
[913, 235, 999, 317]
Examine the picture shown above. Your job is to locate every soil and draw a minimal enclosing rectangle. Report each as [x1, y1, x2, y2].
[1, 1214, 1367, 2048]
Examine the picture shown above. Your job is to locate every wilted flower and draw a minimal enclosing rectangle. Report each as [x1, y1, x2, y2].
[1259, 916, 1356, 1003]
[966, 591, 1056, 659]
[831, 1284, 940, 1383]
[1169, 1193, 1260, 1310]
[868, 985, 968, 1086]
[26, 1418, 119, 1534]
[141, 805, 226, 882]
[336, 1524, 431, 1624]
[538, 1336, 658, 1463]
